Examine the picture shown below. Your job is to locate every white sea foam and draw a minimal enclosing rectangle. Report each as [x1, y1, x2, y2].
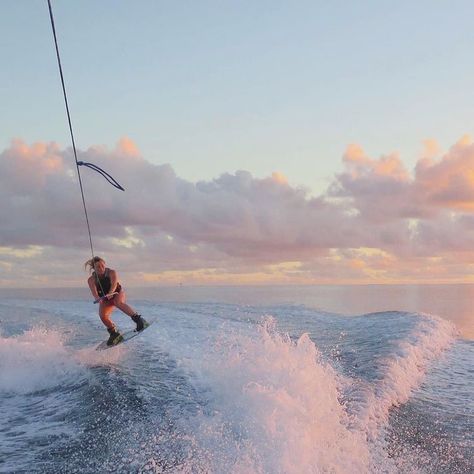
[75, 342, 128, 367]
[145, 312, 457, 473]
[0, 326, 84, 394]
[152, 318, 375, 473]
[0, 305, 457, 473]
[346, 313, 456, 440]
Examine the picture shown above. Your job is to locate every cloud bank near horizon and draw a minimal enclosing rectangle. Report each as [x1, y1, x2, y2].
[2, 136, 474, 286]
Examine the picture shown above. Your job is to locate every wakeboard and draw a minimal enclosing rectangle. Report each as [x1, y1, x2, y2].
[96, 319, 154, 351]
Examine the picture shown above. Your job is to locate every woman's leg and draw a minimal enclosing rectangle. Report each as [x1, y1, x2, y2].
[99, 302, 116, 329]
[113, 291, 138, 317]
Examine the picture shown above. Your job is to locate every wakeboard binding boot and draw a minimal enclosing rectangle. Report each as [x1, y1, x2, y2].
[131, 313, 148, 332]
[107, 327, 123, 346]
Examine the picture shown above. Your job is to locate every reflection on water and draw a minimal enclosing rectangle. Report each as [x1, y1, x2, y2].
[1, 284, 473, 339]
[317, 284, 474, 340]
[132, 284, 474, 339]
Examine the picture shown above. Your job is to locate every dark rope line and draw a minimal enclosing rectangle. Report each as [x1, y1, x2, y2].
[78, 161, 125, 191]
[47, 0, 112, 297]
[47, 0, 96, 259]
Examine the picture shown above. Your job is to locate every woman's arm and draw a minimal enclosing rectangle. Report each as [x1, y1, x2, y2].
[107, 269, 119, 296]
[87, 275, 99, 300]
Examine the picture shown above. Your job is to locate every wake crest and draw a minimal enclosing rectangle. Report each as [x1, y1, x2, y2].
[141, 313, 456, 474]
[345, 313, 456, 440]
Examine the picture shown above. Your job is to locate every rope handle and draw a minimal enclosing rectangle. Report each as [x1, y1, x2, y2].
[94, 291, 119, 304]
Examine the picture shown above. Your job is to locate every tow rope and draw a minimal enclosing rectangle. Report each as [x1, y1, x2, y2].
[46, 0, 124, 261]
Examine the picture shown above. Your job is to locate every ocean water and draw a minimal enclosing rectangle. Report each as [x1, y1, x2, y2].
[0, 285, 472, 473]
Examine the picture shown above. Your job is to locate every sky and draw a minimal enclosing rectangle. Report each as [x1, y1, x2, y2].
[2, 0, 474, 287]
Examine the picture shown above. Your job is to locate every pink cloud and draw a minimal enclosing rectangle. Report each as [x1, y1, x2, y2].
[415, 136, 474, 210]
[333, 138, 474, 221]
[1, 139, 65, 191]
[2, 136, 474, 285]
[1, 139, 359, 257]
[331, 145, 417, 222]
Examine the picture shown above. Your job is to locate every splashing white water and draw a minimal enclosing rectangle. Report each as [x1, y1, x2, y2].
[143, 312, 456, 473]
[346, 313, 456, 440]
[151, 318, 375, 473]
[0, 326, 83, 394]
[0, 306, 457, 473]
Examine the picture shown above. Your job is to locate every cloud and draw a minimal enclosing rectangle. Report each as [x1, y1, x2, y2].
[414, 136, 474, 211]
[333, 137, 474, 221]
[2, 136, 474, 286]
[330, 145, 417, 222]
[0, 139, 363, 256]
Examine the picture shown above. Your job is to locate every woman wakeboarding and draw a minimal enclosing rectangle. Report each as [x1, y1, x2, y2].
[86, 256, 148, 346]
[47, 2, 146, 348]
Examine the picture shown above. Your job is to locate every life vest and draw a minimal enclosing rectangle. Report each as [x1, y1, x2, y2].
[94, 268, 122, 297]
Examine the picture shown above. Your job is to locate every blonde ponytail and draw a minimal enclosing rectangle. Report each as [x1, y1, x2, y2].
[84, 256, 105, 273]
